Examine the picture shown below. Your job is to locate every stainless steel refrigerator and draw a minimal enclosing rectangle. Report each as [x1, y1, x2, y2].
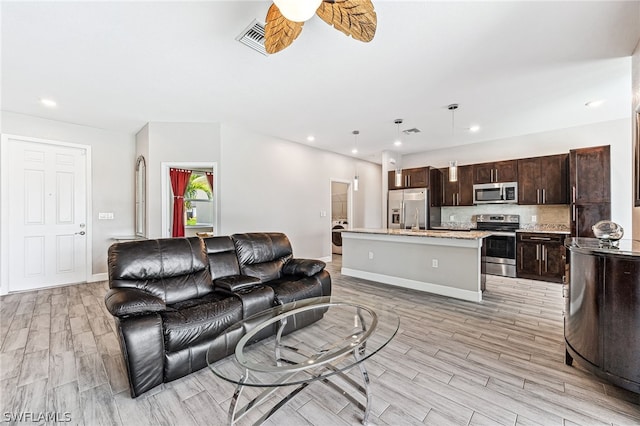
[388, 188, 440, 230]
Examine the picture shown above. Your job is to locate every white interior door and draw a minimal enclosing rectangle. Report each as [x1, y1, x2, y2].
[6, 138, 87, 291]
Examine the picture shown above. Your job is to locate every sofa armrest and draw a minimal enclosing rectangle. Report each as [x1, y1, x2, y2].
[214, 275, 262, 292]
[105, 288, 166, 318]
[282, 259, 326, 277]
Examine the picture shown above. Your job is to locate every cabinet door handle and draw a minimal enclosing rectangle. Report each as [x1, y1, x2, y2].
[542, 188, 546, 204]
[536, 189, 540, 204]
[572, 186, 576, 203]
[452, 194, 456, 205]
[520, 246, 523, 269]
[495, 169, 499, 182]
[530, 236, 552, 241]
[490, 169, 494, 182]
[536, 244, 540, 261]
[572, 204, 576, 221]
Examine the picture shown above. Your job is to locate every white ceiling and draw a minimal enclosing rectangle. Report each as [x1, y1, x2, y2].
[2, 1, 639, 163]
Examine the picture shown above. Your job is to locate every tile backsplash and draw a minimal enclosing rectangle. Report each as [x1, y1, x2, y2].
[441, 204, 570, 229]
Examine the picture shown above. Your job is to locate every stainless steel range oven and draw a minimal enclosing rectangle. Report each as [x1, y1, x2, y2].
[476, 214, 520, 278]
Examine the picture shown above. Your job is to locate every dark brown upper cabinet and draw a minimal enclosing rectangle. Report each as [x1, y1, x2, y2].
[388, 167, 429, 189]
[517, 154, 568, 205]
[569, 145, 611, 204]
[441, 165, 473, 206]
[473, 160, 518, 184]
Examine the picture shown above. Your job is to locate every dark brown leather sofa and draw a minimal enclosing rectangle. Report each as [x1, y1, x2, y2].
[105, 232, 331, 397]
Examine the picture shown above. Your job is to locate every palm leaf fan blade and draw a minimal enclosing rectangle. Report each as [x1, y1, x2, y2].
[316, 0, 376, 43]
[264, 4, 304, 54]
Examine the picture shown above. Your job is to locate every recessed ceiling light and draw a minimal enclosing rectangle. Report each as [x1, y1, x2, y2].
[40, 98, 57, 108]
[585, 100, 605, 108]
[351, 148, 358, 154]
[306, 135, 315, 142]
[469, 125, 480, 132]
[393, 140, 402, 147]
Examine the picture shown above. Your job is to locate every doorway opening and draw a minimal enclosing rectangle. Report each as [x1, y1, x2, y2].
[330, 179, 352, 256]
[161, 162, 218, 238]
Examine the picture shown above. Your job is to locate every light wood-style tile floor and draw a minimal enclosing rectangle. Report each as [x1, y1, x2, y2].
[1, 255, 639, 425]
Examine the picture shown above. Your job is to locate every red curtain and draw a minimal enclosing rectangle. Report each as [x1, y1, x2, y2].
[205, 172, 214, 192]
[170, 168, 191, 237]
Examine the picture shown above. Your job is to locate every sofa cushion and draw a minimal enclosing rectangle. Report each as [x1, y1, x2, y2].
[266, 276, 324, 305]
[282, 259, 325, 277]
[108, 237, 213, 305]
[161, 293, 243, 352]
[202, 236, 242, 279]
[232, 233, 293, 282]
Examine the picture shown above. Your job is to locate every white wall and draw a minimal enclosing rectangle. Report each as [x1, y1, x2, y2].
[138, 122, 221, 238]
[219, 124, 382, 260]
[1, 111, 135, 277]
[403, 118, 633, 234]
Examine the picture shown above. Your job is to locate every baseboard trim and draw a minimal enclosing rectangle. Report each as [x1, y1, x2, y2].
[89, 273, 108, 283]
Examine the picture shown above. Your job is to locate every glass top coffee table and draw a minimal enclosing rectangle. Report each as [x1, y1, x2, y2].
[206, 296, 400, 425]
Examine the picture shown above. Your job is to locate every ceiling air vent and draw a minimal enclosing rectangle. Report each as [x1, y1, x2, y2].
[236, 20, 268, 56]
[403, 128, 421, 134]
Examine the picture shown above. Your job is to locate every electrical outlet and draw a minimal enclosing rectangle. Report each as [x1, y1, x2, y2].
[531, 215, 537, 223]
[432, 259, 438, 268]
[449, 215, 455, 221]
[368, 251, 374, 260]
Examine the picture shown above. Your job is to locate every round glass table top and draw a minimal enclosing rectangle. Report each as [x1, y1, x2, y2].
[206, 296, 400, 387]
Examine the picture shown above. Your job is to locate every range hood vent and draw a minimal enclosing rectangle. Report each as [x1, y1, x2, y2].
[403, 128, 421, 134]
[236, 20, 268, 56]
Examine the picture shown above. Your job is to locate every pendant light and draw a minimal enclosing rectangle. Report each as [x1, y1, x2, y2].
[394, 119, 403, 187]
[353, 130, 360, 191]
[448, 104, 459, 182]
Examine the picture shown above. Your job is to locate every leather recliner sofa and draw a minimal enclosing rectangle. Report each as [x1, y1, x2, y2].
[105, 232, 331, 397]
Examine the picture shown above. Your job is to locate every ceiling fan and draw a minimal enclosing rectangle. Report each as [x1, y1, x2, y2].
[264, 0, 377, 54]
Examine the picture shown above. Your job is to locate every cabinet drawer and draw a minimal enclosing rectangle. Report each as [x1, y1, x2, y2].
[518, 233, 564, 244]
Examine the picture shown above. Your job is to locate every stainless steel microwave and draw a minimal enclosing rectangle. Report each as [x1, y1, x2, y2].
[473, 182, 518, 204]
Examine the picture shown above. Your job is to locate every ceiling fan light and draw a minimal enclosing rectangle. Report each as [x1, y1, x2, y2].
[273, 0, 322, 22]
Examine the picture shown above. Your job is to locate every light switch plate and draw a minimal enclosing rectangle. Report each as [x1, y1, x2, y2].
[98, 212, 114, 220]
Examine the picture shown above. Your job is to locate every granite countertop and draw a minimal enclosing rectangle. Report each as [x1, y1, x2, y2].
[343, 228, 491, 240]
[566, 237, 640, 258]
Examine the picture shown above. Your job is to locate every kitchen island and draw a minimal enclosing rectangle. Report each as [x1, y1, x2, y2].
[564, 237, 640, 393]
[341, 228, 490, 302]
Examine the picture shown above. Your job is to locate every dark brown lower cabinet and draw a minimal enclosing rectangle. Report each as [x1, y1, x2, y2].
[516, 233, 566, 283]
[564, 246, 640, 394]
